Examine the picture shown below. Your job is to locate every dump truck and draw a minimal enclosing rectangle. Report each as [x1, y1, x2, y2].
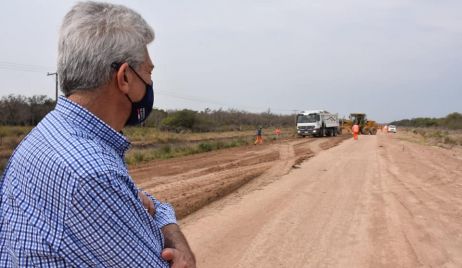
[296, 110, 340, 137]
[342, 113, 378, 135]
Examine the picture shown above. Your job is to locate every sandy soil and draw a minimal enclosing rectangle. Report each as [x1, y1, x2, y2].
[170, 133, 462, 268]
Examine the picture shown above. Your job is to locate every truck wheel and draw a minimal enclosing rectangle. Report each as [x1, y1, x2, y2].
[333, 128, 338, 136]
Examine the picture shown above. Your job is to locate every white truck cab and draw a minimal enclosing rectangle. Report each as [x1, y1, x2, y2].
[296, 110, 340, 137]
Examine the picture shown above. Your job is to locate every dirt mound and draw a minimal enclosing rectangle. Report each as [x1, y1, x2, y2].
[130, 135, 348, 219]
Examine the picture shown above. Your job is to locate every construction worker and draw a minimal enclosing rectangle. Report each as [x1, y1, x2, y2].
[352, 122, 360, 140]
[274, 127, 281, 139]
[255, 126, 263, 145]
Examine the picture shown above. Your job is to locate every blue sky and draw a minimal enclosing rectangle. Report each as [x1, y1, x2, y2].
[0, 0, 461, 122]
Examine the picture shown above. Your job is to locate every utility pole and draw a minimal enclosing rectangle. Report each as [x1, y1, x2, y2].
[47, 72, 58, 102]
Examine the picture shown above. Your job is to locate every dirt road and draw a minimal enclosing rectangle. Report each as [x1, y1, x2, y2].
[178, 133, 462, 267]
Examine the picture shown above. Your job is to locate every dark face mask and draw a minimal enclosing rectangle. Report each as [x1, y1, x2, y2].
[125, 81, 154, 126]
[111, 63, 154, 126]
[125, 65, 154, 126]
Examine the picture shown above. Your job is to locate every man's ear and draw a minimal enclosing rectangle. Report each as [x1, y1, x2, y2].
[115, 63, 130, 94]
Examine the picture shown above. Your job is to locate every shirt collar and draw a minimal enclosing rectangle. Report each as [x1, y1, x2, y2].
[55, 96, 131, 156]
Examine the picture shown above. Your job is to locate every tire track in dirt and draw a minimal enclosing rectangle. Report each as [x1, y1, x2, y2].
[377, 135, 462, 266]
[131, 136, 348, 219]
[181, 135, 374, 267]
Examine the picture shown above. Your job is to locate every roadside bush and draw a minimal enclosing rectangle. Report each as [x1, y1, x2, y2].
[442, 113, 462, 130]
[144, 108, 168, 128]
[216, 141, 226, 149]
[198, 142, 213, 152]
[161, 109, 197, 131]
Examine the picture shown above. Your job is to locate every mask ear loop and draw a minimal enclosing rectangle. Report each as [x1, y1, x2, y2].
[111, 62, 122, 70]
[127, 65, 150, 86]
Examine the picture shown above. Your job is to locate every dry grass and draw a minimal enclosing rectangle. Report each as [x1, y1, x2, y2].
[125, 137, 254, 165]
[0, 126, 296, 173]
[124, 127, 295, 144]
[125, 127, 296, 165]
[399, 127, 462, 148]
[0, 126, 33, 173]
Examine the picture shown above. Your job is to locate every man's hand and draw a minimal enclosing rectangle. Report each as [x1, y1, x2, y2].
[138, 191, 156, 216]
[161, 224, 196, 268]
[161, 248, 196, 268]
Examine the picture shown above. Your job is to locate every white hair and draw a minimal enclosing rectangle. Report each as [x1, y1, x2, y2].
[58, 1, 154, 96]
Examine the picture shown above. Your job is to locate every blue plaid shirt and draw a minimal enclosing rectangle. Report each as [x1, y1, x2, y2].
[1, 96, 176, 267]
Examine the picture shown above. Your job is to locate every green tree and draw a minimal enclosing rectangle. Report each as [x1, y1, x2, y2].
[441, 112, 462, 129]
[145, 108, 168, 128]
[161, 109, 197, 132]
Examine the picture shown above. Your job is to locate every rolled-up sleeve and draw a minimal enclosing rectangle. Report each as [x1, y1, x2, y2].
[143, 191, 177, 228]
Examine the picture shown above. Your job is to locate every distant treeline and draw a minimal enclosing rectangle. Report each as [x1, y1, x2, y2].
[147, 108, 295, 132]
[390, 112, 462, 130]
[0, 95, 55, 126]
[0, 94, 295, 131]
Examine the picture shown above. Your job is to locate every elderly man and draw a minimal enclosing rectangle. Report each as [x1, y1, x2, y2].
[0, 2, 195, 267]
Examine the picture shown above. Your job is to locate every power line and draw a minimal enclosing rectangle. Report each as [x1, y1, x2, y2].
[0, 61, 299, 113]
[156, 89, 298, 113]
[0, 61, 56, 74]
[0, 66, 50, 73]
[0, 61, 54, 70]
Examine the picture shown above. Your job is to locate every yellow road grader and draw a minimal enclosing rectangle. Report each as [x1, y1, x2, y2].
[341, 113, 378, 135]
